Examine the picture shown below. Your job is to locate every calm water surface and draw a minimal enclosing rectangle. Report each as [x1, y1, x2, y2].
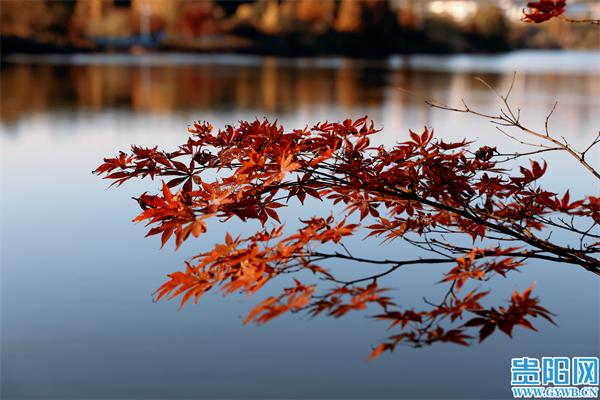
[1, 51, 599, 399]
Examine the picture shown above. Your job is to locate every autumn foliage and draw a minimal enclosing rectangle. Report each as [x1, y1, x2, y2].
[96, 110, 599, 359]
[522, 0, 566, 23]
[521, 0, 599, 24]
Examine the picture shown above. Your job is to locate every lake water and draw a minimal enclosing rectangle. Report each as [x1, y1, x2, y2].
[1, 50, 599, 399]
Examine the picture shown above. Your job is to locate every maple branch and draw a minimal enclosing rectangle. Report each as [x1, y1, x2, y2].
[562, 17, 600, 25]
[96, 114, 597, 357]
[311, 252, 451, 266]
[426, 78, 600, 181]
[330, 170, 600, 274]
[330, 169, 593, 272]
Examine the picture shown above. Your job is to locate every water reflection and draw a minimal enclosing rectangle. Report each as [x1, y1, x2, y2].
[1, 51, 599, 399]
[3, 54, 599, 131]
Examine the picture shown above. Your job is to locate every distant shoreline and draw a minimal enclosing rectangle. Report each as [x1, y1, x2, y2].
[3, 50, 599, 75]
[1, 33, 512, 58]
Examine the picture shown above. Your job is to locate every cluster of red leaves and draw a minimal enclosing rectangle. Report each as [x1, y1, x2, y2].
[370, 284, 553, 360]
[96, 117, 598, 359]
[464, 286, 555, 342]
[522, 0, 566, 23]
[442, 247, 523, 291]
[152, 216, 358, 309]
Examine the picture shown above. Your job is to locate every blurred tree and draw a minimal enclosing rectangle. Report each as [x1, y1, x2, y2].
[464, 5, 510, 52]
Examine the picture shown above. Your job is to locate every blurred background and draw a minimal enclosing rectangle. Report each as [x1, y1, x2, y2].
[1, 1, 599, 399]
[1, 0, 599, 55]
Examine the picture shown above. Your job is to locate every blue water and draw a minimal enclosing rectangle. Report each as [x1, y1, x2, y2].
[1, 51, 599, 399]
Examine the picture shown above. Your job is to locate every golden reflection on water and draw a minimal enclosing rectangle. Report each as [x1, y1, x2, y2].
[1, 56, 599, 139]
